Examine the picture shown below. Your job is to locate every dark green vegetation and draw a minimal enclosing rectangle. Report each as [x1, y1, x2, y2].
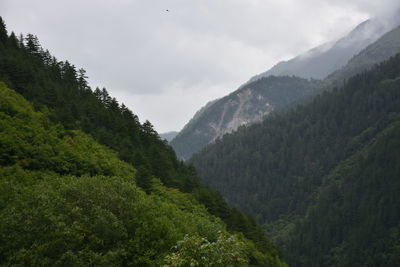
[0, 17, 286, 266]
[288, 119, 400, 266]
[171, 76, 321, 160]
[190, 53, 400, 266]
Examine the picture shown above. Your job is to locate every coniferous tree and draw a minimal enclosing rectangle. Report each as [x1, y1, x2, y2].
[25, 34, 41, 54]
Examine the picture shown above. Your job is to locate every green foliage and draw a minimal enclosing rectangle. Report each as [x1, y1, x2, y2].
[0, 82, 135, 178]
[0, 172, 140, 266]
[163, 233, 249, 267]
[0, 168, 234, 266]
[191, 54, 400, 266]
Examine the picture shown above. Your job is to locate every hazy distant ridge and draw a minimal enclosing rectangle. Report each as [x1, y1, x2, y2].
[248, 16, 400, 82]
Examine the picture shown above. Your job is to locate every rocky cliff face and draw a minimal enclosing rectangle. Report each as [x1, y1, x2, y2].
[170, 76, 320, 159]
[208, 88, 273, 140]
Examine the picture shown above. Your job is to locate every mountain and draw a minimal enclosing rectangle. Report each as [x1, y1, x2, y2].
[171, 15, 400, 160]
[0, 17, 285, 266]
[170, 76, 321, 159]
[249, 15, 400, 81]
[159, 131, 178, 142]
[190, 54, 400, 266]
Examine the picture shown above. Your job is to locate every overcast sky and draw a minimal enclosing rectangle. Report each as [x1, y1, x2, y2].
[1, 0, 399, 132]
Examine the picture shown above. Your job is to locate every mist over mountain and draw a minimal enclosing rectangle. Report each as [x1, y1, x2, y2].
[326, 24, 400, 86]
[249, 13, 400, 81]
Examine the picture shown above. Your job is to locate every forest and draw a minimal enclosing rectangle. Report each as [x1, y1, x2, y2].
[0, 17, 286, 266]
[190, 51, 400, 266]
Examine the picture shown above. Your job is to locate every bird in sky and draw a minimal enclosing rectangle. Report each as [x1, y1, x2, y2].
[166, 9, 169, 12]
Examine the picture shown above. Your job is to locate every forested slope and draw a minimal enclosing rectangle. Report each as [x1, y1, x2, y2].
[190, 53, 400, 266]
[0, 82, 276, 266]
[0, 17, 285, 266]
[287, 118, 400, 266]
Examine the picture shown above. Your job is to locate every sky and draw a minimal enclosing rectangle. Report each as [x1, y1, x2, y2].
[1, 0, 399, 132]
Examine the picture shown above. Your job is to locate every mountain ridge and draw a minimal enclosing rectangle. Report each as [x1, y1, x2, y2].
[171, 15, 400, 160]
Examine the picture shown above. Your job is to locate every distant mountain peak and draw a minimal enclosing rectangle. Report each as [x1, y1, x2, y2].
[159, 131, 178, 142]
[247, 14, 400, 82]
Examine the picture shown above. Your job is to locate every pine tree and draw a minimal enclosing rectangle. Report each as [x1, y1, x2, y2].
[77, 68, 88, 91]
[25, 34, 40, 54]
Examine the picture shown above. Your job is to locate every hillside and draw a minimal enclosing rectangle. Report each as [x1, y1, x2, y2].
[171, 76, 320, 159]
[190, 54, 400, 266]
[287, 118, 400, 266]
[0, 17, 285, 266]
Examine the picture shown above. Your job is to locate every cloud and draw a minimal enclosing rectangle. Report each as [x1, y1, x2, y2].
[324, 0, 400, 17]
[1, 0, 397, 131]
